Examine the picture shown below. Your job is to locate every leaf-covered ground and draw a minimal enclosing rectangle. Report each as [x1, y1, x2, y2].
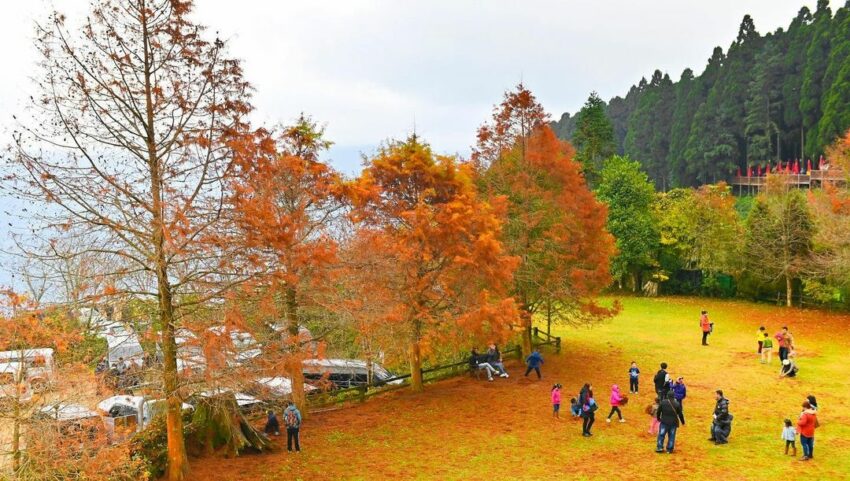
[187, 297, 850, 481]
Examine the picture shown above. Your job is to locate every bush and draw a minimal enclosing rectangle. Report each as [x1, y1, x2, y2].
[129, 411, 197, 479]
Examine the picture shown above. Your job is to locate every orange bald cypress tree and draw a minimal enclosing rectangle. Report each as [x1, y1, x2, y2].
[230, 115, 342, 413]
[477, 86, 618, 355]
[347, 136, 519, 392]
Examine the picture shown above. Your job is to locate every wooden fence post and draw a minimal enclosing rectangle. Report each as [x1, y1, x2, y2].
[556, 337, 561, 353]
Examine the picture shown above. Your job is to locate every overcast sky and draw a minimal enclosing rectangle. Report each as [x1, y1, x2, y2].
[0, 0, 836, 288]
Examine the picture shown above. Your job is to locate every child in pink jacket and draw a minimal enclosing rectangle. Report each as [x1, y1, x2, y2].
[551, 384, 562, 418]
[606, 384, 626, 423]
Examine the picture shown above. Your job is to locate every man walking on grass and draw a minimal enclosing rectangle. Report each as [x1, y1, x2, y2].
[656, 391, 685, 454]
[653, 362, 671, 398]
[776, 326, 795, 361]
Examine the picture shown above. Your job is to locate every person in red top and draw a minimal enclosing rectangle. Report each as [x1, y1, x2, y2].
[700, 310, 711, 346]
[797, 400, 818, 461]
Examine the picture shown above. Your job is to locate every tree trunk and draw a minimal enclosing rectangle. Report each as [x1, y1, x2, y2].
[11, 388, 21, 476]
[520, 310, 533, 358]
[786, 275, 793, 307]
[141, 7, 186, 477]
[284, 285, 307, 415]
[159, 269, 187, 481]
[409, 340, 424, 392]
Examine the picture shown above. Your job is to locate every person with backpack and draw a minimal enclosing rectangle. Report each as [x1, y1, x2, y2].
[656, 391, 685, 453]
[709, 390, 730, 443]
[797, 400, 819, 460]
[700, 311, 711, 346]
[283, 401, 302, 452]
[264, 410, 280, 436]
[653, 362, 671, 398]
[579, 383, 597, 437]
[524, 349, 544, 379]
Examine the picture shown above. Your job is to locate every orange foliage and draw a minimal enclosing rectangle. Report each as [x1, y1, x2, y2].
[229, 116, 342, 410]
[346, 136, 520, 390]
[481, 119, 617, 352]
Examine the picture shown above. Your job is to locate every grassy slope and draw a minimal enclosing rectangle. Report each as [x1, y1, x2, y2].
[187, 297, 850, 481]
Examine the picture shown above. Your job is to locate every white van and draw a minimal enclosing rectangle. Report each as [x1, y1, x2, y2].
[0, 348, 56, 395]
[97, 395, 194, 442]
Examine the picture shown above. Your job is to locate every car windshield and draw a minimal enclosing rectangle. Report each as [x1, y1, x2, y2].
[373, 365, 393, 380]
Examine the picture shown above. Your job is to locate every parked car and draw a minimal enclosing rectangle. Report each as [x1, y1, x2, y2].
[251, 376, 319, 401]
[190, 388, 264, 414]
[34, 403, 102, 441]
[302, 358, 402, 389]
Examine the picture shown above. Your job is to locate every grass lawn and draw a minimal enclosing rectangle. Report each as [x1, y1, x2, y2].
[188, 297, 850, 481]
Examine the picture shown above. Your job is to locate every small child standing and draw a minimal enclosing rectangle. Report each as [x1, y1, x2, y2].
[782, 419, 797, 456]
[551, 384, 562, 418]
[629, 361, 640, 394]
[570, 397, 581, 417]
[646, 398, 660, 435]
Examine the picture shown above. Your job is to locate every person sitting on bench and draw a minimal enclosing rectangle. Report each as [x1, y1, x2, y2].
[470, 348, 499, 381]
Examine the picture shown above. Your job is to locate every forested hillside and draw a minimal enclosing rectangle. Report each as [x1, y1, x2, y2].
[552, 0, 850, 189]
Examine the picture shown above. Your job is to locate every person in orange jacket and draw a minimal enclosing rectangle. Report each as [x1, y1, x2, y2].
[700, 310, 712, 346]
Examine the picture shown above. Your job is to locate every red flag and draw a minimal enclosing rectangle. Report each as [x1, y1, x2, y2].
[757, 164, 762, 176]
[737, 167, 742, 177]
[748, 166, 752, 177]
[808, 158, 812, 172]
[794, 160, 800, 174]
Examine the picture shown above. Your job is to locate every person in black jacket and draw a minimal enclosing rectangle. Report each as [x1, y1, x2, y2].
[653, 362, 671, 397]
[579, 383, 597, 437]
[656, 391, 685, 453]
[709, 390, 731, 443]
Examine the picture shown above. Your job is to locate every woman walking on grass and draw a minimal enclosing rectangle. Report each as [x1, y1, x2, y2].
[579, 383, 597, 437]
[797, 400, 818, 461]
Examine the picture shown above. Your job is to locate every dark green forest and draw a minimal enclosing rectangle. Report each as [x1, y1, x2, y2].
[552, 0, 850, 189]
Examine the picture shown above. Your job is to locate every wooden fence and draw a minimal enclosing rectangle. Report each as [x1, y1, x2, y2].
[307, 330, 561, 412]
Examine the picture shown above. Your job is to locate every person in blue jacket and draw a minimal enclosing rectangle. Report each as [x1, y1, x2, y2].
[524, 349, 544, 379]
[672, 376, 687, 413]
